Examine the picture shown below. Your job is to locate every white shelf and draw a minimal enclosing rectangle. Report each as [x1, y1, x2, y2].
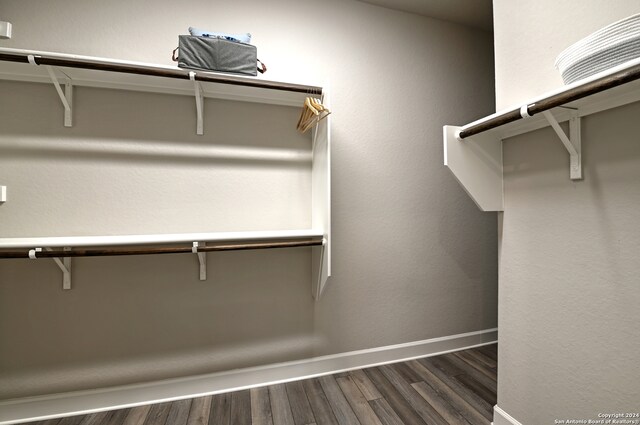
[0, 47, 331, 298]
[444, 56, 640, 212]
[0, 229, 324, 249]
[0, 47, 319, 107]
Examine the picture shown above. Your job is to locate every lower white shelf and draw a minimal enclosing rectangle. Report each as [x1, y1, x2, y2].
[0, 229, 329, 299]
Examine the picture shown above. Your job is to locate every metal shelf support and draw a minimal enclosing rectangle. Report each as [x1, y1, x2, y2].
[542, 109, 582, 180]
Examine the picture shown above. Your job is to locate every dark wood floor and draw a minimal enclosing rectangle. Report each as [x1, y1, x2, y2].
[28, 344, 497, 425]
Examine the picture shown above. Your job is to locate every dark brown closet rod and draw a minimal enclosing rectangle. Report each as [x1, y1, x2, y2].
[459, 62, 640, 139]
[0, 239, 323, 259]
[0, 52, 323, 94]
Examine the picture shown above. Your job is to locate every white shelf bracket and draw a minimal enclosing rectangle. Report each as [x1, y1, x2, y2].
[542, 110, 582, 180]
[189, 71, 204, 135]
[31, 56, 73, 127]
[192, 242, 207, 281]
[28, 247, 72, 290]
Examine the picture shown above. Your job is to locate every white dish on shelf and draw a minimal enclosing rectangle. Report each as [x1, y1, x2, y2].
[555, 13, 640, 84]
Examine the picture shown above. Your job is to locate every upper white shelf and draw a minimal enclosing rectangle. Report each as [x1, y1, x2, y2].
[0, 229, 324, 249]
[459, 56, 640, 141]
[444, 57, 640, 212]
[0, 47, 321, 107]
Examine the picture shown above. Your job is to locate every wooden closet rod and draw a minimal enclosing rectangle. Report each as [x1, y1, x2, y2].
[0, 52, 323, 94]
[458, 62, 640, 139]
[0, 239, 323, 259]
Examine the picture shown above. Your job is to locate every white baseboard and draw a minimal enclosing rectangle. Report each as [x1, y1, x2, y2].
[0, 328, 497, 424]
[493, 405, 524, 425]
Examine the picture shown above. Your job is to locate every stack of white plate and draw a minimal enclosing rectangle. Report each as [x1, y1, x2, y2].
[555, 13, 640, 84]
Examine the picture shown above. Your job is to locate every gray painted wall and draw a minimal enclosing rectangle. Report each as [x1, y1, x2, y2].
[494, 1, 640, 422]
[0, 0, 497, 399]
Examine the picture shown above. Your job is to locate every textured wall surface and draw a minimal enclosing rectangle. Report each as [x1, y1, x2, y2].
[494, 1, 640, 423]
[0, 0, 497, 399]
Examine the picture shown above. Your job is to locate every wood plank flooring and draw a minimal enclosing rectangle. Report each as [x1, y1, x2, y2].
[27, 344, 497, 425]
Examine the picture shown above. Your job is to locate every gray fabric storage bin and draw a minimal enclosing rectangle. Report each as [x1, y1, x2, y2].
[176, 35, 258, 76]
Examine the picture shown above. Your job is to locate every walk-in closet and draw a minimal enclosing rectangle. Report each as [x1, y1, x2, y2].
[0, 1, 638, 424]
